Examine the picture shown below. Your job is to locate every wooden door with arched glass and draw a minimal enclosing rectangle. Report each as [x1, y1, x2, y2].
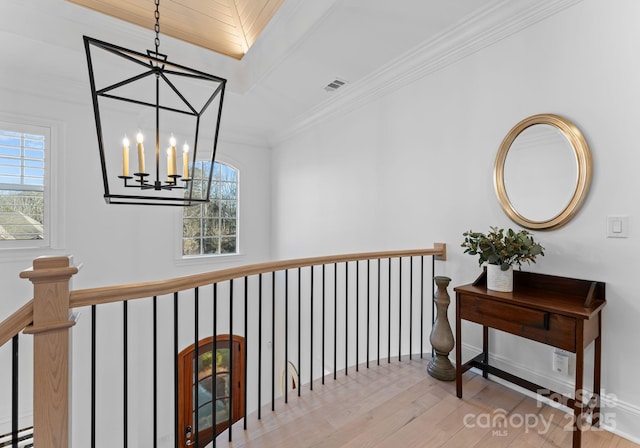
[178, 335, 245, 447]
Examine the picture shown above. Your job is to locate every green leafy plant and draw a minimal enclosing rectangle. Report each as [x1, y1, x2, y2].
[461, 227, 544, 271]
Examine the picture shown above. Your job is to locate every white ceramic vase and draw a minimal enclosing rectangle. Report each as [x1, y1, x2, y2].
[486, 264, 513, 292]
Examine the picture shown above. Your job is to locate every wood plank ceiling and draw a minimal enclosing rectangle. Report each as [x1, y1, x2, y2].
[66, 0, 284, 59]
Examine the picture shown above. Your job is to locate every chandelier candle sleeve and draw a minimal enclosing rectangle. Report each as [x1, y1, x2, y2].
[168, 134, 177, 176]
[183, 142, 189, 178]
[136, 132, 145, 174]
[122, 136, 130, 177]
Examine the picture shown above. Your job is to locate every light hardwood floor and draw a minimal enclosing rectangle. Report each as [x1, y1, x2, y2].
[214, 358, 638, 448]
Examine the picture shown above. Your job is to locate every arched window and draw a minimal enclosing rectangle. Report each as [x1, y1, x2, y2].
[182, 161, 238, 256]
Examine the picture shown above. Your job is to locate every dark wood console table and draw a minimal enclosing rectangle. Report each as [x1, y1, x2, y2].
[454, 270, 605, 448]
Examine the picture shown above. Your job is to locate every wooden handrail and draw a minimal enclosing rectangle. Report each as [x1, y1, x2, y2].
[0, 300, 34, 348]
[70, 245, 446, 309]
[0, 245, 445, 345]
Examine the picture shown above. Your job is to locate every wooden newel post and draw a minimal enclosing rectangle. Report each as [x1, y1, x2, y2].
[21, 256, 79, 448]
[428, 276, 456, 381]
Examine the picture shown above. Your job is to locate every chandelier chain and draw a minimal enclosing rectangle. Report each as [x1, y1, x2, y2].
[154, 0, 160, 53]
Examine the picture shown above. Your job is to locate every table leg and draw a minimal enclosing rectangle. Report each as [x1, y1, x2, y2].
[482, 326, 489, 379]
[573, 324, 585, 448]
[456, 294, 462, 398]
[592, 316, 602, 427]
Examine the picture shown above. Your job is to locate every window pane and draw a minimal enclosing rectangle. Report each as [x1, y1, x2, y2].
[220, 182, 236, 200]
[183, 218, 201, 238]
[215, 398, 230, 424]
[201, 161, 213, 180]
[184, 204, 200, 218]
[220, 201, 236, 218]
[209, 180, 220, 199]
[220, 237, 236, 254]
[204, 201, 219, 218]
[202, 237, 218, 254]
[220, 219, 235, 236]
[216, 347, 230, 372]
[211, 162, 220, 180]
[198, 351, 214, 377]
[215, 372, 229, 398]
[0, 190, 45, 240]
[190, 180, 205, 199]
[183, 238, 200, 255]
[203, 219, 219, 236]
[220, 164, 237, 182]
[195, 377, 213, 405]
[194, 402, 213, 431]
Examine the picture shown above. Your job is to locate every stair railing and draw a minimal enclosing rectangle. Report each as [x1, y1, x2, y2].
[0, 244, 446, 448]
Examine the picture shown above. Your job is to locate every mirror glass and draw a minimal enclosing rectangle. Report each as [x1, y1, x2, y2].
[494, 114, 592, 230]
[503, 124, 577, 222]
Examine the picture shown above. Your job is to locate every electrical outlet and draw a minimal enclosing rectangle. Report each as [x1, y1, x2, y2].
[552, 349, 569, 375]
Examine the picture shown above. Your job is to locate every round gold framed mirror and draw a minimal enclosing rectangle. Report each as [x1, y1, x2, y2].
[494, 114, 592, 230]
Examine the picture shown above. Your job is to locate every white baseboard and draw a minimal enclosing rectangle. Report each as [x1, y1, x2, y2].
[461, 343, 640, 444]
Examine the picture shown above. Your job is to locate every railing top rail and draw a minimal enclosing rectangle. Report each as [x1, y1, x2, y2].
[69, 244, 446, 309]
[0, 244, 445, 344]
[0, 300, 34, 348]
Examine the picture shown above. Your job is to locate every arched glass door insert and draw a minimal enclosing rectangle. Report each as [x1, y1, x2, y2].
[178, 335, 244, 447]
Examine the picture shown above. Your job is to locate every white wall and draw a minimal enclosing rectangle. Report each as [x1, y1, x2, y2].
[271, 0, 640, 441]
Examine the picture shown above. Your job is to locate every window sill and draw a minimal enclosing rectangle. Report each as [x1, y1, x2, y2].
[175, 252, 247, 267]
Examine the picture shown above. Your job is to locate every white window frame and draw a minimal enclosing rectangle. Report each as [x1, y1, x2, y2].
[179, 159, 240, 260]
[0, 114, 63, 253]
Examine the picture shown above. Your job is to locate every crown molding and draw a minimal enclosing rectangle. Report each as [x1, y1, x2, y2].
[270, 0, 585, 147]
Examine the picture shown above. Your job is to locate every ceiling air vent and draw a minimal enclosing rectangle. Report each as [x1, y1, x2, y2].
[324, 78, 349, 92]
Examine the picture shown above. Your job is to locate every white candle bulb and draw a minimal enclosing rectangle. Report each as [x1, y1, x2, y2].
[122, 135, 130, 177]
[167, 147, 174, 180]
[168, 140, 177, 177]
[182, 142, 189, 178]
[136, 131, 145, 173]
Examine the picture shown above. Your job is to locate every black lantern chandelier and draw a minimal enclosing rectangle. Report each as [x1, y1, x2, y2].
[84, 0, 226, 206]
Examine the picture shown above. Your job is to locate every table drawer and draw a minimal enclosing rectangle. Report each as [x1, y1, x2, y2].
[458, 294, 576, 352]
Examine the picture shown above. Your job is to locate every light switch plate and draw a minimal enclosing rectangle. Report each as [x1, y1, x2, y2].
[607, 215, 629, 238]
